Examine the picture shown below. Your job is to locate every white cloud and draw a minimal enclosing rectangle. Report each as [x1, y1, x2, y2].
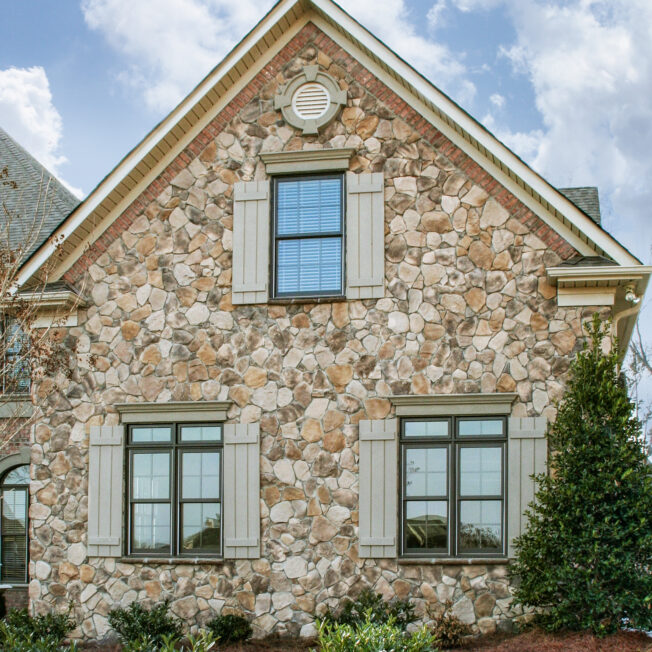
[81, 0, 270, 112]
[427, 0, 448, 29]
[475, 0, 652, 265]
[489, 92, 505, 108]
[81, 0, 476, 112]
[0, 66, 83, 198]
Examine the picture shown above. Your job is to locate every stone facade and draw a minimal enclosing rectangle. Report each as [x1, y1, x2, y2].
[28, 23, 606, 642]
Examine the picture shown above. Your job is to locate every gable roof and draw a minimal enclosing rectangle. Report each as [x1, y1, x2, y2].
[0, 126, 79, 264]
[14, 0, 644, 290]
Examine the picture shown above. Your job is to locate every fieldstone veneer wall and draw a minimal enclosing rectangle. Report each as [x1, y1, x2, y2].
[30, 24, 604, 642]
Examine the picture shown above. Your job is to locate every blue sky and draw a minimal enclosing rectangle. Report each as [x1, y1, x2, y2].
[1, 0, 651, 414]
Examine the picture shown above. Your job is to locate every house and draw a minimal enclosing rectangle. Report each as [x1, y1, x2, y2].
[8, 0, 650, 641]
[0, 126, 80, 612]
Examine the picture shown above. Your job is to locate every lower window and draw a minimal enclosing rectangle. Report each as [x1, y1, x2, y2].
[400, 417, 506, 557]
[126, 423, 222, 557]
[0, 465, 29, 583]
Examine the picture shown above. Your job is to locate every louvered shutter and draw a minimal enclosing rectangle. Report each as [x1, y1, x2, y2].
[358, 418, 398, 558]
[507, 417, 547, 557]
[88, 425, 124, 557]
[346, 172, 385, 299]
[223, 423, 260, 559]
[232, 181, 270, 304]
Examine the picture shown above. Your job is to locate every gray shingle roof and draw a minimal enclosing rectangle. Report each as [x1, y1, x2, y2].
[558, 186, 601, 225]
[0, 126, 79, 264]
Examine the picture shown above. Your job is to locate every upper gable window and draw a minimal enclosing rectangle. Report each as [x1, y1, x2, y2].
[272, 175, 344, 298]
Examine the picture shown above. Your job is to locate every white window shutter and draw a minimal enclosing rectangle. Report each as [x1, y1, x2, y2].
[507, 416, 547, 557]
[358, 418, 398, 558]
[88, 425, 124, 557]
[232, 180, 270, 304]
[346, 172, 385, 299]
[223, 423, 260, 559]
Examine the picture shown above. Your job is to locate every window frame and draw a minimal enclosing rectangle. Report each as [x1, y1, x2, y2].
[270, 172, 346, 299]
[399, 416, 507, 559]
[0, 465, 30, 584]
[0, 317, 30, 395]
[125, 422, 223, 559]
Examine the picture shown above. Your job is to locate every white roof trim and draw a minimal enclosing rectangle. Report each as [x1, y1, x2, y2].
[16, 0, 643, 287]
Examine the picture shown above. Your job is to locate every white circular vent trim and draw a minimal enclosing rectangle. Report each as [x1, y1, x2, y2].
[291, 82, 331, 120]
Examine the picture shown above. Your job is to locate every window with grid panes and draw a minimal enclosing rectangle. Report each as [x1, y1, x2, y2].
[272, 174, 344, 298]
[126, 423, 222, 557]
[401, 417, 506, 557]
[0, 465, 29, 582]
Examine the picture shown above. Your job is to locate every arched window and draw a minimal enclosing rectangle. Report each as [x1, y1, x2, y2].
[0, 465, 29, 583]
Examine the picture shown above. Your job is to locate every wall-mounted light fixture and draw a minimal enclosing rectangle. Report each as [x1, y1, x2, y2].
[624, 284, 640, 304]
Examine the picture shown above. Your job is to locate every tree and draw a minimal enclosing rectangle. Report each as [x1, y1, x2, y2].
[511, 314, 652, 635]
[0, 163, 81, 451]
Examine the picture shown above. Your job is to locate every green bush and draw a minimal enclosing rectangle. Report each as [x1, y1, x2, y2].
[315, 614, 437, 652]
[122, 631, 216, 652]
[511, 315, 652, 635]
[108, 600, 182, 645]
[206, 613, 251, 644]
[0, 607, 76, 650]
[429, 601, 471, 649]
[321, 588, 416, 630]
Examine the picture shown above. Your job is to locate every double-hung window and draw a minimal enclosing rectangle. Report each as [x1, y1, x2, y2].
[0, 465, 29, 583]
[126, 423, 222, 557]
[272, 174, 344, 298]
[401, 417, 506, 557]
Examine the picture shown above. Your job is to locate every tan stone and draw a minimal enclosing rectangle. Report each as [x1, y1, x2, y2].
[551, 330, 576, 355]
[229, 385, 250, 407]
[327, 365, 353, 389]
[323, 430, 345, 453]
[424, 324, 445, 340]
[364, 398, 391, 420]
[244, 367, 267, 388]
[121, 321, 140, 341]
[197, 343, 217, 366]
[356, 115, 379, 139]
[311, 516, 337, 542]
[141, 345, 161, 365]
[301, 419, 323, 443]
[496, 374, 517, 392]
[530, 312, 549, 331]
[464, 288, 486, 313]
[422, 211, 452, 233]
[324, 410, 346, 432]
[332, 302, 350, 328]
[468, 240, 493, 270]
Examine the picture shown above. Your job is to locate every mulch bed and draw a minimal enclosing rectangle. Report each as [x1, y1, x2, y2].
[79, 629, 652, 651]
[458, 629, 652, 651]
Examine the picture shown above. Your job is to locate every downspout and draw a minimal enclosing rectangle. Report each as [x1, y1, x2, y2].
[612, 302, 642, 370]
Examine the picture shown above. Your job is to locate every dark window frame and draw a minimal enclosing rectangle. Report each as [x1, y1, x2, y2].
[0, 465, 29, 584]
[125, 422, 223, 558]
[400, 416, 507, 559]
[270, 173, 346, 299]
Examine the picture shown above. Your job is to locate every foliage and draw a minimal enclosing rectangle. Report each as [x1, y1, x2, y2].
[206, 613, 251, 644]
[321, 588, 416, 631]
[108, 600, 182, 645]
[314, 613, 438, 652]
[0, 606, 77, 650]
[122, 631, 217, 652]
[511, 315, 652, 635]
[0, 164, 84, 455]
[428, 601, 471, 649]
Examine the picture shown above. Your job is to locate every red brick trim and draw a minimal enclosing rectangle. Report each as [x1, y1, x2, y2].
[64, 23, 577, 283]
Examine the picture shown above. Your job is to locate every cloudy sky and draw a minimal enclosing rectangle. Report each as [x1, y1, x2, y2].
[1, 0, 651, 408]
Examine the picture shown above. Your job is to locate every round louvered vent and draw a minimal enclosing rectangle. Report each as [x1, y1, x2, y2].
[291, 82, 331, 119]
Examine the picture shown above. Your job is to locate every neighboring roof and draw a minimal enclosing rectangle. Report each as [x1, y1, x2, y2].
[15, 0, 644, 289]
[558, 255, 615, 267]
[559, 187, 601, 225]
[0, 126, 79, 263]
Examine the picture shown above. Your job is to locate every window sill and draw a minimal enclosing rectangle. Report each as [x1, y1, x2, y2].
[0, 583, 28, 588]
[118, 557, 224, 566]
[398, 557, 509, 565]
[268, 296, 347, 305]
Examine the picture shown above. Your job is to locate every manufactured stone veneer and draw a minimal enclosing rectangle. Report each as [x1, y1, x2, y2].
[27, 30, 605, 642]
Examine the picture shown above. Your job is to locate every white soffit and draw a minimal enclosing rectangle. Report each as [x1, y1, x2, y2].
[16, 0, 643, 287]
